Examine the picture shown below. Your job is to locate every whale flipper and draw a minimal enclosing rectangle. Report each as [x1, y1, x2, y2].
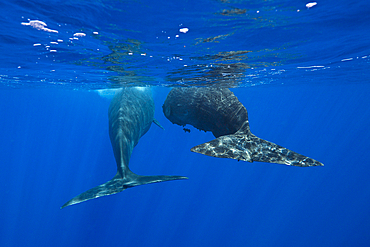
[61, 172, 187, 209]
[153, 118, 165, 130]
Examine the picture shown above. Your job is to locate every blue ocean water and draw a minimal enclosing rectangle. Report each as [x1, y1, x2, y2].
[1, 0, 370, 246]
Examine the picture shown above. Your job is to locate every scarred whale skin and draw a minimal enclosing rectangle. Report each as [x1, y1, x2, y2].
[163, 87, 323, 167]
[61, 87, 187, 209]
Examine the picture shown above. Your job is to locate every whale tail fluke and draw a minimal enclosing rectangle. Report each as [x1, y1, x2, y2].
[61, 172, 188, 209]
[190, 133, 323, 167]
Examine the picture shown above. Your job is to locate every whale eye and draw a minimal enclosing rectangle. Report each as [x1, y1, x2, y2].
[176, 105, 188, 116]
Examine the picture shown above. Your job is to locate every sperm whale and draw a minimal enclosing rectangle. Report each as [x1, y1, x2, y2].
[163, 87, 323, 167]
[62, 87, 187, 209]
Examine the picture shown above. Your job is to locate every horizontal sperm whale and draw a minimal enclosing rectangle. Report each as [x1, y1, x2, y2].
[62, 87, 187, 209]
[163, 87, 323, 167]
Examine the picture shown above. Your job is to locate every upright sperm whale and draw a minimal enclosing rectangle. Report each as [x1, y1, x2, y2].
[163, 87, 323, 167]
[62, 87, 187, 209]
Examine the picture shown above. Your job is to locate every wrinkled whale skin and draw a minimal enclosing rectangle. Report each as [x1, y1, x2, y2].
[61, 87, 187, 209]
[163, 87, 323, 167]
[163, 87, 248, 138]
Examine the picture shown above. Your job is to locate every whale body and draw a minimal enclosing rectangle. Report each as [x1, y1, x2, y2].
[163, 87, 323, 167]
[62, 87, 187, 209]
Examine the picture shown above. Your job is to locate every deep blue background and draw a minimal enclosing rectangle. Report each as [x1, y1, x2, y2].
[1, 0, 370, 246]
[1, 84, 370, 246]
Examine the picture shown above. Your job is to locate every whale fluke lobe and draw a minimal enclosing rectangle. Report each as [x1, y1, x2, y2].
[163, 87, 323, 167]
[61, 173, 125, 209]
[62, 87, 187, 209]
[190, 133, 323, 167]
